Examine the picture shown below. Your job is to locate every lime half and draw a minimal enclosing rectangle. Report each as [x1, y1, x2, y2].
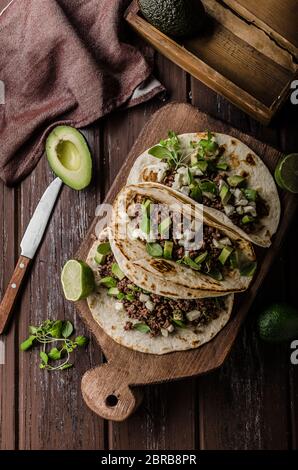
[274, 153, 298, 193]
[61, 260, 95, 301]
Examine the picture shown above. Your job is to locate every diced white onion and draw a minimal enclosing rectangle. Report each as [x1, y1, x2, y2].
[161, 328, 169, 337]
[167, 325, 175, 333]
[236, 206, 244, 215]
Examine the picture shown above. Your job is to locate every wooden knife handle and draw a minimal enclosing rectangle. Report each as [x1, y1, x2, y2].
[0, 255, 31, 334]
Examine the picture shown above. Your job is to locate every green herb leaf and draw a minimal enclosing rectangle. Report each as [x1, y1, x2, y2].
[172, 319, 187, 329]
[146, 242, 163, 258]
[62, 321, 74, 339]
[181, 256, 201, 271]
[96, 242, 111, 255]
[59, 363, 73, 370]
[240, 261, 257, 277]
[99, 276, 117, 288]
[48, 320, 63, 338]
[75, 336, 89, 347]
[48, 347, 62, 361]
[148, 145, 173, 160]
[20, 335, 36, 351]
[29, 326, 38, 335]
[133, 323, 151, 334]
[40, 351, 48, 365]
[125, 293, 135, 302]
[190, 184, 202, 202]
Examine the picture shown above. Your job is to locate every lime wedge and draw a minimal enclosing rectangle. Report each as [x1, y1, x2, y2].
[274, 153, 298, 193]
[61, 260, 95, 301]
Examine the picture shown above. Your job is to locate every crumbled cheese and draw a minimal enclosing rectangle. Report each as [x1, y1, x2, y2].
[244, 205, 257, 217]
[127, 203, 138, 217]
[224, 205, 235, 216]
[139, 293, 150, 303]
[180, 186, 190, 196]
[235, 198, 249, 207]
[115, 302, 124, 312]
[156, 162, 169, 182]
[186, 310, 201, 321]
[177, 166, 189, 185]
[145, 300, 155, 312]
[219, 237, 232, 246]
[161, 328, 169, 337]
[172, 172, 183, 190]
[213, 238, 220, 248]
[189, 167, 203, 177]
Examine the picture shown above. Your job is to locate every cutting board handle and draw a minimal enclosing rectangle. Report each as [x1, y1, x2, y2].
[81, 363, 143, 421]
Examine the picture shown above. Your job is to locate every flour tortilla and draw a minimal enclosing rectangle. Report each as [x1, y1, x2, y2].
[127, 132, 280, 247]
[111, 183, 256, 299]
[86, 235, 234, 355]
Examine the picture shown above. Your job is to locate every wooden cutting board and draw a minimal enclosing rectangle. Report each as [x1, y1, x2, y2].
[76, 103, 297, 421]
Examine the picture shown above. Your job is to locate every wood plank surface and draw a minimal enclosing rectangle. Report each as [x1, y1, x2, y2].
[0, 5, 297, 448]
[17, 130, 106, 450]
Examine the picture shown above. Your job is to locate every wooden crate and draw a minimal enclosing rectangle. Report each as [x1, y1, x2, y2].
[126, 0, 298, 124]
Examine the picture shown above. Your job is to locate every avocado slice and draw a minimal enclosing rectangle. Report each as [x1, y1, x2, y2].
[139, 0, 205, 38]
[46, 126, 92, 190]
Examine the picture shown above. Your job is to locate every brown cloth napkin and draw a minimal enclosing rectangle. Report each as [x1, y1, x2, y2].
[0, 0, 164, 185]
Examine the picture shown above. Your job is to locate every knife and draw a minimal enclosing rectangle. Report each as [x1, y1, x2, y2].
[0, 177, 63, 334]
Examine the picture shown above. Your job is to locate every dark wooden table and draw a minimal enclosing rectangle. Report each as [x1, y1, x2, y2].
[0, 1, 298, 451]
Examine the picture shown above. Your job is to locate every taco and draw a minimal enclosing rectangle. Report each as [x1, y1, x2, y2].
[127, 131, 280, 247]
[87, 230, 234, 354]
[110, 183, 257, 299]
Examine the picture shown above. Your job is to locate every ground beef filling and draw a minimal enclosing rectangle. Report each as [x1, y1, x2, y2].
[98, 253, 224, 337]
[133, 199, 232, 277]
[162, 168, 269, 234]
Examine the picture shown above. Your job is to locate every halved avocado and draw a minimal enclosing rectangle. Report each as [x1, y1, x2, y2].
[46, 126, 92, 190]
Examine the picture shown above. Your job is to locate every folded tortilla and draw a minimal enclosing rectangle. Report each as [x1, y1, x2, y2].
[127, 132, 280, 247]
[111, 183, 256, 299]
[87, 232, 234, 355]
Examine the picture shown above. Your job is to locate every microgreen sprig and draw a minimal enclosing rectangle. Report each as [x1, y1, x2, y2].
[148, 130, 190, 169]
[20, 320, 88, 372]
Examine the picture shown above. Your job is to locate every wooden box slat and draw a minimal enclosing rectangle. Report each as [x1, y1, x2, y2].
[224, 0, 298, 52]
[125, 0, 298, 124]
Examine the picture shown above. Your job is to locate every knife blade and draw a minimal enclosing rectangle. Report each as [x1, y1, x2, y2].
[20, 177, 63, 258]
[0, 177, 63, 334]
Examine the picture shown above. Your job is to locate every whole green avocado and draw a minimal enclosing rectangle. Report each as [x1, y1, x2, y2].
[139, 0, 206, 38]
